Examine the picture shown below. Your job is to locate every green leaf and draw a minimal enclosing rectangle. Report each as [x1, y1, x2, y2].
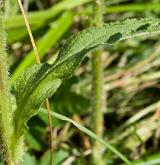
[40, 150, 69, 165]
[23, 153, 38, 165]
[13, 18, 160, 143]
[40, 109, 131, 164]
[25, 133, 43, 151]
[53, 18, 160, 68]
[13, 64, 62, 138]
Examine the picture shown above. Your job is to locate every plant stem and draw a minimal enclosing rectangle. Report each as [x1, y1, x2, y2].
[46, 99, 54, 165]
[91, 0, 105, 164]
[0, 7, 15, 164]
[92, 0, 104, 27]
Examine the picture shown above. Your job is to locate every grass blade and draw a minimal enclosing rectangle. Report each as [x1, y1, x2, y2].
[40, 109, 132, 165]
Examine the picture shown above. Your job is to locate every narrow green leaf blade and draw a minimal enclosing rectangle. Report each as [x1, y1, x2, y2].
[40, 109, 132, 165]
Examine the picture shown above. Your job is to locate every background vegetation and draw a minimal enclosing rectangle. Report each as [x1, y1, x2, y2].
[2, 0, 160, 164]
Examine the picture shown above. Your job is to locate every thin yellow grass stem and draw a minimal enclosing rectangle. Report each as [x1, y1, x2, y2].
[17, 0, 40, 64]
[46, 99, 54, 165]
[17, 0, 53, 164]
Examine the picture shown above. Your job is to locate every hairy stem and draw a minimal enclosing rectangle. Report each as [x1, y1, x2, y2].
[91, 0, 105, 164]
[0, 7, 15, 165]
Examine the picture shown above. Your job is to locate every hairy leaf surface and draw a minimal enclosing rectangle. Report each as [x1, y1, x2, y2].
[13, 18, 160, 139]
